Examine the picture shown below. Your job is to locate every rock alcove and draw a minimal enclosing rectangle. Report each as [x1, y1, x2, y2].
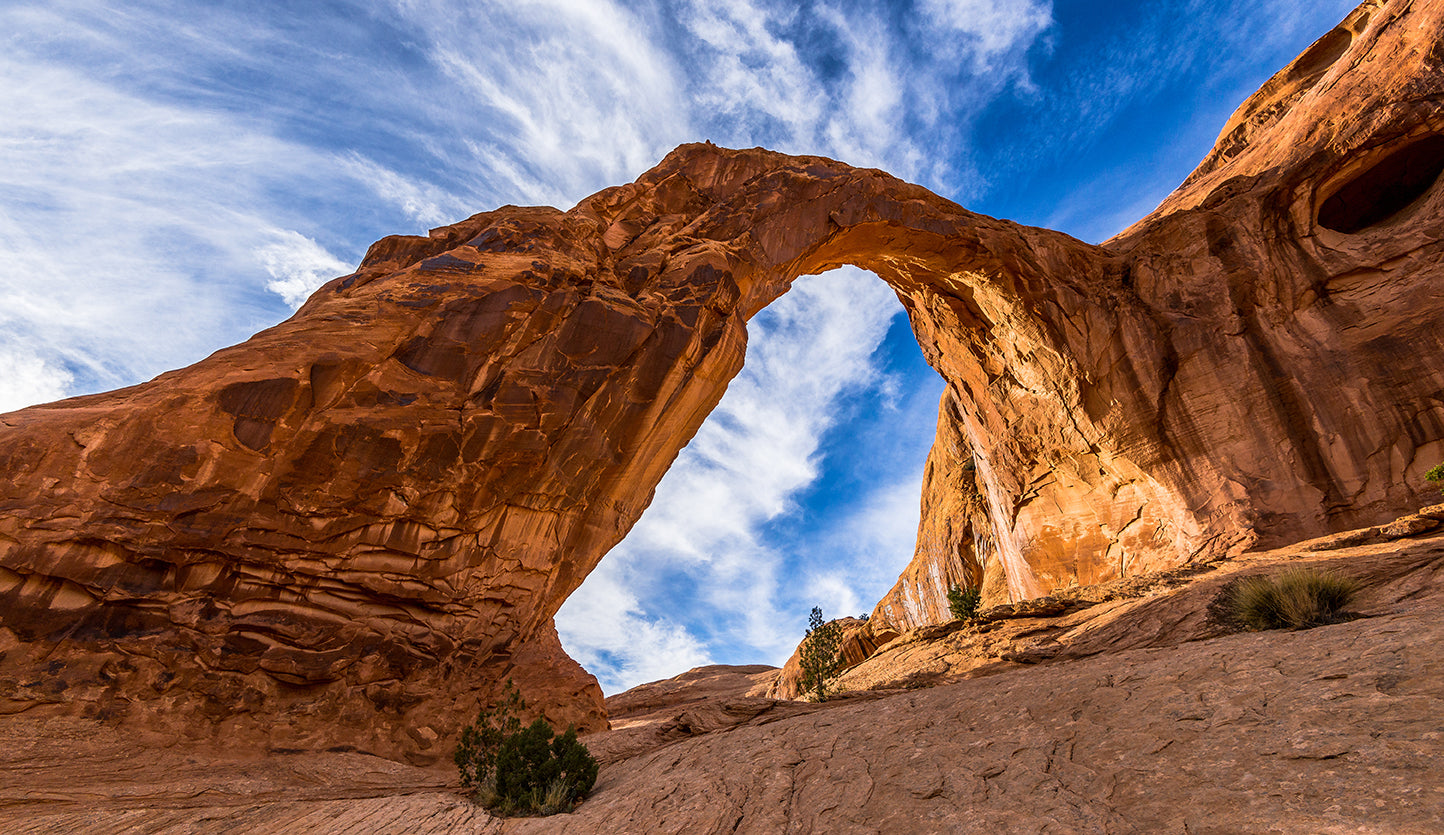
[1317, 132, 1444, 233]
[0, 0, 1441, 762]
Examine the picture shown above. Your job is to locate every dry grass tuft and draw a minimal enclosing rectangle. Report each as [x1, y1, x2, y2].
[1222, 567, 1360, 630]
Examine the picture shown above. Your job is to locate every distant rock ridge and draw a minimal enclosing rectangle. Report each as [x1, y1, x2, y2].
[1, 0, 1441, 758]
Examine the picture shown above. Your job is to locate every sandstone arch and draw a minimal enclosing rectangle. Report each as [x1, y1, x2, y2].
[1, 0, 1441, 760]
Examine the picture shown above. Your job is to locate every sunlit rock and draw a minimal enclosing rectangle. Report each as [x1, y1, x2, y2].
[1, 0, 1441, 756]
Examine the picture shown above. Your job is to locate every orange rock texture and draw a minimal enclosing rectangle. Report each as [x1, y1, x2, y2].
[1, 0, 1442, 754]
[870, 0, 1444, 628]
[4, 530, 1441, 833]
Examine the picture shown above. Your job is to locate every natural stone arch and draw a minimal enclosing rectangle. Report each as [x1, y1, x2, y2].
[1, 0, 1441, 762]
[637, 149, 1212, 605]
[0, 146, 1198, 759]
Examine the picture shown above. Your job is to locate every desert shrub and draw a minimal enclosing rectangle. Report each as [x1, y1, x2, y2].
[1427, 462, 1444, 496]
[1221, 567, 1360, 631]
[946, 583, 981, 620]
[490, 719, 598, 814]
[454, 680, 598, 816]
[798, 606, 844, 702]
[454, 679, 526, 792]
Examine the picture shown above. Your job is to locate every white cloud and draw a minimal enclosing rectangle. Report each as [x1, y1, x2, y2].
[814, 9, 909, 175]
[336, 153, 471, 228]
[678, 0, 824, 150]
[259, 231, 352, 309]
[553, 561, 712, 695]
[394, 0, 690, 207]
[643, 0, 1059, 195]
[0, 51, 298, 394]
[919, 0, 1054, 74]
[0, 348, 73, 413]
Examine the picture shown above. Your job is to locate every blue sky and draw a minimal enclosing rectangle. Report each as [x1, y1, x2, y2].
[0, 0, 1359, 692]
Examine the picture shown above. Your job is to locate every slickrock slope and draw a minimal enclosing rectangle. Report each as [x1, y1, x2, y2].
[525, 537, 1444, 835]
[2, 533, 1440, 833]
[1, 0, 1442, 754]
[769, 504, 1444, 700]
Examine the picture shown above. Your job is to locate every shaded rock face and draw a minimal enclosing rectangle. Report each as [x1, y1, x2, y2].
[872, 389, 993, 631]
[0, 0, 1441, 754]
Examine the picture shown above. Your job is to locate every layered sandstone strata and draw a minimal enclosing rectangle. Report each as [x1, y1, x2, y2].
[1, 0, 1441, 754]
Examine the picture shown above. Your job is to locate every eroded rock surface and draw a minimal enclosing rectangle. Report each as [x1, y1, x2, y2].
[3, 534, 1440, 833]
[2, 0, 1443, 753]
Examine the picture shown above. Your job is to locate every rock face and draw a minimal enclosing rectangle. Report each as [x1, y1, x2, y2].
[2, 0, 1443, 754]
[3, 533, 1441, 833]
[870, 0, 1444, 627]
[872, 389, 993, 630]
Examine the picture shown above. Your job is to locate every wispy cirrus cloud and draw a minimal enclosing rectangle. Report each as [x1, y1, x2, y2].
[918, 0, 1054, 74]
[550, 564, 712, 690]
[0, 348, 73, 415]
[670, 0, 1054, 191]
[390, 0, 689, 207]
[0, 50, 347, 397]
[259, 231, 354, 309]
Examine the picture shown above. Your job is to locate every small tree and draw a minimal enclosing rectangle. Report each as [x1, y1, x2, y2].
[798, 606, 844, 702]
[454, 680, 598, 816]
[455, 679, 526, 791]
[946, 583, 981, 620]
[1427, 462, 1444, 497]
[492, 719, 599, 815]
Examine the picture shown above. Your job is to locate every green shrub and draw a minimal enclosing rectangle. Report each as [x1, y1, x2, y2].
[454, 679, 525, 792]
[1222, 567, 1360, 631]
[946, 583, 981, 620]
[1426, 462, 1444, 496]
[490, 719, 598, 814]
[454, 680, 598, 816]
[798, 606, 844, 702]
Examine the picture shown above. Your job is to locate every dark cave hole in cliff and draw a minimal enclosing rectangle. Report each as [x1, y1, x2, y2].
[1317, 134, 1444, 233]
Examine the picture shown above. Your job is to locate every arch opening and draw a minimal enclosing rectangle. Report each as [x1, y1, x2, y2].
[556, 267, 946, 694]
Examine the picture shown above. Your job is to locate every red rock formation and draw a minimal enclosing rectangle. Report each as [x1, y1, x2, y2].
[869, 0, 1444, 628]
[4, 530, 1441, 833]
[1, 0, 1441, 754]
